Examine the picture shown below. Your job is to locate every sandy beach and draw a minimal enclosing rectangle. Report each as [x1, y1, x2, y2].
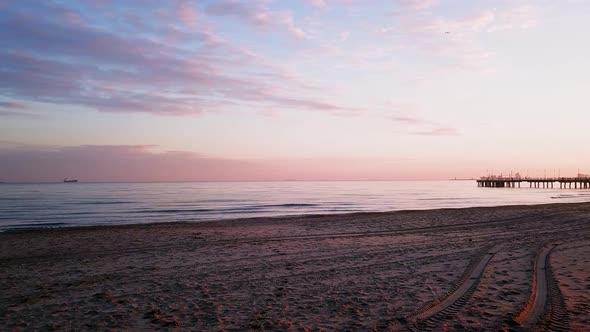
[2, 202, 590, 331]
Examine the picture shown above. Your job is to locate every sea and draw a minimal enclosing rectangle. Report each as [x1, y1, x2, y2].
[1, 181, 589, 231]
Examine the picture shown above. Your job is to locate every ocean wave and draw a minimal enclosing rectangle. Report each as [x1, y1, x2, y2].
[4, 222, 69, 230]
[418, 197, 478, 201]
[3, 181, 590, 230]
[127, 208, 216, 214]
[260, 203, 318, 208]
[71, 201, 136, 205]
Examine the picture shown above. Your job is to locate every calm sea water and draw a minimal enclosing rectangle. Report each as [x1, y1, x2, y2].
[1, 181, 589, 231]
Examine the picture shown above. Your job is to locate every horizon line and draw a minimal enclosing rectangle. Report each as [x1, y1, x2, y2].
[0, 179, 469, 184]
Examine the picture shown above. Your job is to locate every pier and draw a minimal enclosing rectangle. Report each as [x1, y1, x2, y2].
[477, 177, 590, 189]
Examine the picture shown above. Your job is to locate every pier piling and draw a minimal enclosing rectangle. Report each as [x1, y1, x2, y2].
[476, 176, 590, 190]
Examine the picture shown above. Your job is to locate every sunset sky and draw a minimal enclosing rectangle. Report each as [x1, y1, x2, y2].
[1, 0, 590, 182]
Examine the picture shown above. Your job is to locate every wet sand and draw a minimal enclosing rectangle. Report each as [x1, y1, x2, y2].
[2, 202, 590, 331]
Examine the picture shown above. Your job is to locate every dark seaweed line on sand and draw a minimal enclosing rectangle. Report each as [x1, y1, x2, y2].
[191, 212, 583, 246]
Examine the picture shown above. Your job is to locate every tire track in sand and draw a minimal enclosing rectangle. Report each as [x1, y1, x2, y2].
[509, 243, 570, 332]
[387, 244, 501, 331]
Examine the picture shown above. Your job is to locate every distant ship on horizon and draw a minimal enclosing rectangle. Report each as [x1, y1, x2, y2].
[63, 178, 79, 183]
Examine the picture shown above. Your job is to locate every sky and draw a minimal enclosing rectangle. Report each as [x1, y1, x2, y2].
[1, 0, 590, 182]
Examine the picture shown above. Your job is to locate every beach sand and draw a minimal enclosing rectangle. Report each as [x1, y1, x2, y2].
[2, 202, 590, 331]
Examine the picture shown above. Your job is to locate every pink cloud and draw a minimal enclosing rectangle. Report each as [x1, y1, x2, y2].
[398, 0, 438, 11]
[383, 3, 541, 72]
[63, 11, 82, 25]
[413, 127, 460, 136]
[307, 0, 368, 9]
[204, 0, 307, 39]
[383, 105, 459, 136]
[390, 115, 429, 125]
[0, 101, 39, 117]
[421, 10, 496, 34]
[0, 5, 350, 115]
[0, 110, 40, 118]
[175, 0, 199, 26]
[309, 0, 328, 9]
[10, 144, 570, 181]
[0, 145, 429, 182]
[0, 101, 27, 109]
[382, 13, 491, 71]
[488, 5, 539, 32]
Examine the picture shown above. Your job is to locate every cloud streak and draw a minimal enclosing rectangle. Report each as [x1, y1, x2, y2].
[0, 1, 349, 115]
[381, 2, 542, 71]
[413, 127, 460, 136]
[0, 101, 26, 109]
[0, 145, 424, 182]
[0, 101, 37, 117]
[204, 0, 306, 39]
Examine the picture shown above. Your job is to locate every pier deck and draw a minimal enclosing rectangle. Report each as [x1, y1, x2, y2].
[477, 177, 590, 189]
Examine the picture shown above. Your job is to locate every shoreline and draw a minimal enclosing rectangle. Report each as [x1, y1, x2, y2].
[3, 202, 590, 330]
[3, 200, 590, 234]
